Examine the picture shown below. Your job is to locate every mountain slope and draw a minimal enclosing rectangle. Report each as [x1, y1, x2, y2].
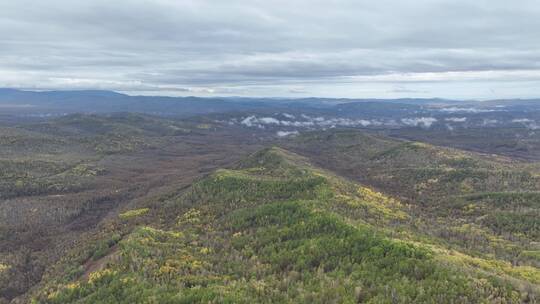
[0, 113, 266, 303]
[31, 147, 537, 303]
[283, 130, 540, 276]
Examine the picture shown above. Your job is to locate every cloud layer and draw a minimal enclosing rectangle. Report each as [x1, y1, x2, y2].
[1, 0, 539, 98]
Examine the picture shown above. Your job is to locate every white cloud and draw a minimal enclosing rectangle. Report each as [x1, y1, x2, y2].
[445, 117, 467, 122]
[235, 114, 432, 129]
[439, 107, 496, 113]
[282, 113, 295, 119]
[258, 117, 280, 124]
[512, 118, 533, 123]
[358, 119, 373, 127]
[482, 119, 498, 126]
[240, 115, 257, 127]
[401, 117, 438, 128]
[276, 130, 299, 137]
[1, 1, 540, 98]
[512, 118, 539, 129]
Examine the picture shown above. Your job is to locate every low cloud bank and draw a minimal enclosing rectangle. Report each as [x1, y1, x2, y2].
[445, 117, 467, 122]
[512, 118, 539, 130]
[439, 107, 497, 113]
[401, 117, 437, 128]
[238, 114, 391, 129]
[482, 119, 498, 126]
[225, 112, 535, 133]
[276, 130, 299, 137]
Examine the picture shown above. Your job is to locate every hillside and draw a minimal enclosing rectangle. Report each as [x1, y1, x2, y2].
[27, 147, 538, 303]
[0, 114, 266, 303]
[283, 130, 540, 272]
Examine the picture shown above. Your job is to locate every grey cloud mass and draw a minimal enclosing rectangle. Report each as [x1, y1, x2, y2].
[1, 0, 539, 98]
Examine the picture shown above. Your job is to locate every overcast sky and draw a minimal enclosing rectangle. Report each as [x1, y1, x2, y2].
[1, 0, 539, 99]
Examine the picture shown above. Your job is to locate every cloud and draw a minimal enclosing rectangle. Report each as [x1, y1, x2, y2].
[512, 118, 533, 123]
[1, 0, 540, 98]
[387, 86, 428, 94]
[288, 88, 309, 94]
[282, 113, 295, 119]
[482, 119, 498, 126]
[236, 114, 417, 129]
[276, 130, 299, 137]
[236, 114, 539, 132]
[401, 117, 438, 128]
[258, 117, 280, 124]
[512, 118, 539, 129]
[445, 117, 467, 122]
[240, 116, 257, 127]
[439, 107, 497, 113]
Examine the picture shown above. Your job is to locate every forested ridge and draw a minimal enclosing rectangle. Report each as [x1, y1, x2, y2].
[30, 147, 538, 303]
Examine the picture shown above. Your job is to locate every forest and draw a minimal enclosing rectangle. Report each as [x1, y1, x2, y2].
[0, 113, 538, 303]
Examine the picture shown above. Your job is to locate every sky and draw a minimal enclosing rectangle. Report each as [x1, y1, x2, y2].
[0, 0, 539, 99]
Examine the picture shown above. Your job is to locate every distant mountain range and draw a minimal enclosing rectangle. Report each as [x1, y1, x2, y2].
[0, 88, 472, 116]
[0, 88, 271, 116]
[2, 88, 540, 121]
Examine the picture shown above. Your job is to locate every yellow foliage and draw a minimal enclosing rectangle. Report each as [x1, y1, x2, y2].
[139, 226, 184, 239]
[47, 290, 60, 300]
[251, 280, 267, 293]
[178, 208, 202, 225]
[88, 268, 116, 285]
[15, 180, 24, 188]
[119, 208, 149, 219]
[120, 277, 135, 284]
[191, 260, 204, 270]
[437, 246, 540, 284]
[196, 124, 212, 129]
[411, 142, 430, 149]
[0, 263, 9, 273]
[335, 186, 409, 221]
[65, 282, 80, 290]
[158, 262, 179, 276]
[462, 203, 478, 214]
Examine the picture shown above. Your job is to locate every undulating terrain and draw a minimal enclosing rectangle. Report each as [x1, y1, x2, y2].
[0, 90, 539, 303]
